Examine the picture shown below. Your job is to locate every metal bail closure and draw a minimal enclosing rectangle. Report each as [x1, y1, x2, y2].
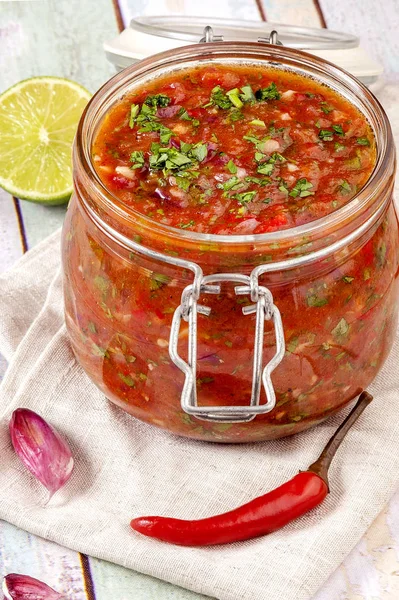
[169, 273, 286, 423]
[199, 25, 224, 43]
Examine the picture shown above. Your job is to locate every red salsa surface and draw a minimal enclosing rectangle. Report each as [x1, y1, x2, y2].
[93, 65, 375, 234]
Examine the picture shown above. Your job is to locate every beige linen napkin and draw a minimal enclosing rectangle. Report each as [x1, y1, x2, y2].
[0, 85, 399, 600]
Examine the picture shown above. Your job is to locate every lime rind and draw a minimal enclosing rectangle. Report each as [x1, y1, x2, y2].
[0, 76, 91, 204]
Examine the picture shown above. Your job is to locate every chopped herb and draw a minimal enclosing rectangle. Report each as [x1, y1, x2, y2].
[342, 276, 355, 283]
[92, 343, 109, 358]
[175, 176, 191, 192]
[334, 142, 345, 152]
[94, 275, 109, 293]
[225, 340, 233, 348]
[346, 155, 362, 169]
[180, 220, 195, 229]
[130, 150, 145, 169]
[216, 176, 244, 192]
[249, 119, 266, 128]
[376, 242, 387, 268]
[190, 142, 208, 162]
[245, 176, 271, 186]
[338, 179, 352, 194]
[138, 120, 173, 144]
[307, 293, 328, 307]
[210, 86, 233, 109]
[129, 104, 140, 128]
[234, 191, 257, 204]
[331, 317, 350, 340]
[144, 94, 171, 108]
[88, 321, 97, 334]
[150, 273, 170, 290]
[240, 84, 256, 103]
[226, 88, 244, 108]
[118, 373, 135, 387]
[332, 124, 344, 136]
[363, 267, 371, 281]
[197, 376, 214, 384]
[320, 102, 334, 114]
[319, 129, 334, 142]
[357, 137, 370, 146]
[255, 82, 281, 101]
[289, 178, 314, 198]
[229, 110, 245, 122]
[287, 336, 299, 353]
[226, 159, 237, 174]
[305, 92, 315, 98]
[257, 163, 274, 176]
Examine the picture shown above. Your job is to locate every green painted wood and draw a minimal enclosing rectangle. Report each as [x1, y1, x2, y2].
[261, 0, 322, 26]
[89, 556, 210, 600]
[0, 190, 23, 273]
[0, 521, 88, 598]
[0, 0, 118, 249]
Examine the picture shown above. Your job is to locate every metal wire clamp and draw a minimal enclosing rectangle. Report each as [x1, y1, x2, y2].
[169, 273, 285, 423]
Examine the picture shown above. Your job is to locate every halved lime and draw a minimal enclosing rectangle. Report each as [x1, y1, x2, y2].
[0, 77, 91, 205]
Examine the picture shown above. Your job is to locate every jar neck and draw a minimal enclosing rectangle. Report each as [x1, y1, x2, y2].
[73, 41, 396, 271]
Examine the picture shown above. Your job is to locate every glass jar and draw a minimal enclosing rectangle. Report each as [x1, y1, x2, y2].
[62, 40, 398, 443]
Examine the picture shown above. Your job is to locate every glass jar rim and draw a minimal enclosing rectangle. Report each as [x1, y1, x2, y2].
[74, 41, 395, 252]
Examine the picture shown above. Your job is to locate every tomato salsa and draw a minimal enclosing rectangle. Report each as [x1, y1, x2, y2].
[62, 62, 399, 442]
[93, 65, 375, 235]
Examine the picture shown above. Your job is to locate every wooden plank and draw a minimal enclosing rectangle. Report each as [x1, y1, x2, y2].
[0, 0, 119, 249]
[89, 556, 208, 600]
[260, 0, 323, 27]
[119, 0, 260, 22]
[0, 190, 23, 274]
[0, 521, 89, 599]
[319, 0, 399, 82]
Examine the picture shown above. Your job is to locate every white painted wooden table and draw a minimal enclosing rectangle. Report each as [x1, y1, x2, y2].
[1, 0, 399, 598]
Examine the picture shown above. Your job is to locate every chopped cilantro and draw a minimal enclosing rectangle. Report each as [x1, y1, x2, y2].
[226, 159, 237, 174]
[190, 142, 208, 162]
[255, 82, 281, 101]
[342, 276, 355, 283]
[338, 179, 352, 194]
[289, 178, 314, 198]
[234, 191, 256, 204]
[130, 150, 145, 169]
[307, 293, 328, 307]
[331, 317, 350, 340]
[334, 142, 345, 152]
[332, 124, 344, 136]
[357, 137, 370, 146]
[320, 102, 334, 114]
[210, 86, 233, 109]
[118, 373, 135, 387]
[240, 84, 256, 103]
[144, 94, 171, 108]
[245, 176, 271, 186]
[216, 176, 244, 192]
[180, 220, 195, 229]
[175, 176, 191, 191]
[150, 273, 170, 290]
[257, 163, 274, 176]
[229, 110, 245, 122]
[138, 120, 173, 144]
[129, 104, 140, 128]
[319, 129, 334, 142]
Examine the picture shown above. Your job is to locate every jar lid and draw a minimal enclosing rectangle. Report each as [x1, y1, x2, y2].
[104, 16, 383, 89]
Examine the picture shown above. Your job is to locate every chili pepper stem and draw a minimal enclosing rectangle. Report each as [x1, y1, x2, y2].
[307, 391, 373, 489]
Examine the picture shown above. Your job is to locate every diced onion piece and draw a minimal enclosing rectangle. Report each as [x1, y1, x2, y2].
[115, 166, 136, 180]
[262, 139, 280, 154]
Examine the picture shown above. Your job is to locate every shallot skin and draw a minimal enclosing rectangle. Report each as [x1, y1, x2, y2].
[3, 573, 62, 600]
[9, 408, 74, 499]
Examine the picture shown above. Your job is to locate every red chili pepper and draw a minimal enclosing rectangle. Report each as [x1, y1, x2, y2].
[131, 391, 372, 546]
